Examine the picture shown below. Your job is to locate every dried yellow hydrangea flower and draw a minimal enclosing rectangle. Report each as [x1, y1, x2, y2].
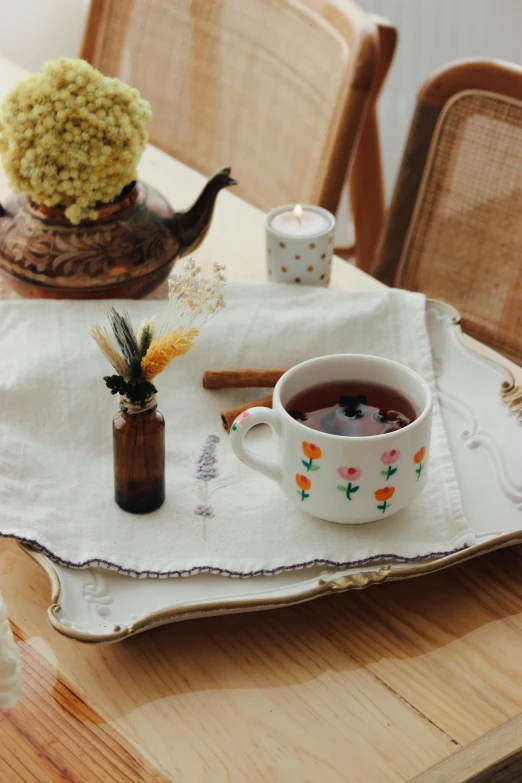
[0, 57, 151, 224]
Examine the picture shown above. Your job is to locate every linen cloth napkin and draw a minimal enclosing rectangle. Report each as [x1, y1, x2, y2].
[0, 283, 475, 576]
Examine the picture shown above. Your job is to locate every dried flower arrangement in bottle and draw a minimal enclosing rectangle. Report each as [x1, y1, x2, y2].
[0, 57, 151, 224]
[90, 260, 226, 513]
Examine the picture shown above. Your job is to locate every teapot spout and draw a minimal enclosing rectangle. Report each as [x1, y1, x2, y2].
[170, 165, 237, 256]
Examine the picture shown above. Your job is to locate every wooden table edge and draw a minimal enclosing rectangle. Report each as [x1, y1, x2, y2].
[410, 711, 522, 783]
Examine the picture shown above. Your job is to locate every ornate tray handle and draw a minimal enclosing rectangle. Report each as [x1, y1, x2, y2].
[501, 381, 522, 422]
[319, 565, 392, 592]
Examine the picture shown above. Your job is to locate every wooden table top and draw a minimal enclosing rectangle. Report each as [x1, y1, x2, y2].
[1, 55, 522, 783]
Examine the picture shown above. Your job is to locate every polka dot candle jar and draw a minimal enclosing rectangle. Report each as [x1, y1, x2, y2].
[265, 204, 336, 286]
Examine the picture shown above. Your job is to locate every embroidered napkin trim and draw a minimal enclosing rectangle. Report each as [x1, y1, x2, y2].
[2, 531, 469, 578]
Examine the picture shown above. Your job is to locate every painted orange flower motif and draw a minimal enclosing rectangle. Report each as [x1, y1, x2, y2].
[302, 442, 322, 473]
[374, 487, 395, 502]
[296, 474, 311, 491]
[302, 442, 322, 460]
[414, 447, 426, 465]
[414, 446, 426, 479]
[296, 473, 312, 501]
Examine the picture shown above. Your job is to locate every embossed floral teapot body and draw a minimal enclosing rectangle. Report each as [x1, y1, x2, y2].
[0, 166, 236, 299]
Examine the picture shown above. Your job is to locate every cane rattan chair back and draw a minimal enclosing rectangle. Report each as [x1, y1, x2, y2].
[374, 59, 522, 363]
[82, 0, 395, 270]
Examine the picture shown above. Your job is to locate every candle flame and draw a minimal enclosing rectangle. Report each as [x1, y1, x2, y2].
[293, 204, 303, 220]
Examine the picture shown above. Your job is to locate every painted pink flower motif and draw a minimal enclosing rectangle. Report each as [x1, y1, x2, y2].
[380, 449, 400, 465]
[337, 466, 361, 481]
[336, 466, 361, 500]
[231, 410, 251, 431]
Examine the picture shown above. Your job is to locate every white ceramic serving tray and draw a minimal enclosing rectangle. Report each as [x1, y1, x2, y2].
[23, 300, 522, 643]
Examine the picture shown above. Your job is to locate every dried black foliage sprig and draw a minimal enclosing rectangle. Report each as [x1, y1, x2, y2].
[103, 375, 158, 406]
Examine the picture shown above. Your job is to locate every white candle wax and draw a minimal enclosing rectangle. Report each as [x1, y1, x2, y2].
[270, 208, 330, 237]
[265, 203, 335, 287]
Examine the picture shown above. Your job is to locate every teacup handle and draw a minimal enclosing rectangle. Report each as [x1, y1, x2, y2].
[229, 407, 283, 483]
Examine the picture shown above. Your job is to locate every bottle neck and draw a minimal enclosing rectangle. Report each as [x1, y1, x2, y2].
[119, 394, 157, 416]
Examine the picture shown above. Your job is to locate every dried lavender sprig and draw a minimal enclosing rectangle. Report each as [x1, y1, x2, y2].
[194, 435, 220, 481]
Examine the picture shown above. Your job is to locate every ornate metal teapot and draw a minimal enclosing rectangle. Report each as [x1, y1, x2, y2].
[0, 166, 236, 298]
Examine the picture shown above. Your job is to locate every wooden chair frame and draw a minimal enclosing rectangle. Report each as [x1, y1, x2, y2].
[82, 0, 396, 272]
[337, 14, 397, 267]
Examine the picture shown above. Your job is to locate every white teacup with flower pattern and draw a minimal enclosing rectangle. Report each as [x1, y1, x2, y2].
[230, 355, 433, 524]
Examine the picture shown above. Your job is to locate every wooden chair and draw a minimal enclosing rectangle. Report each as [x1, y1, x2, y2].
[373, 59, 522, 364]
[82, 0, 396, 272]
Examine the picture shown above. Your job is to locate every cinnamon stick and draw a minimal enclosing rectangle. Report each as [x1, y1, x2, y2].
[220, 395, 273, 433]
[203, 368, 288, 389]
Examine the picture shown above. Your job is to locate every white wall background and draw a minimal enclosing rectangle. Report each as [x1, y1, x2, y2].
[0, 0, 89, 73]
[0, 0, 521, 197]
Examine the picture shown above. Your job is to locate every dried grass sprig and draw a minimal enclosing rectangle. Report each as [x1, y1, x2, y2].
[138, 317, 156, 357]
[89, 324, 129, 378]
[106, 307, 139, 366]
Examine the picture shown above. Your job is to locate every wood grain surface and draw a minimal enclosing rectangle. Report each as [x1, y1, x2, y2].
[1, 539, 457, 782]
[1, 54, 522, 783]
[3, 539, 522, 781]
[0, 623, 169, 782]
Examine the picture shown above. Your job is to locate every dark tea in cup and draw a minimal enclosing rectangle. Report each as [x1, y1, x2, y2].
[285, 380, 418, 437]
[230, 354, 433, 524]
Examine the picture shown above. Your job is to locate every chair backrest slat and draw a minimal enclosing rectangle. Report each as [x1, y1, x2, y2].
[82, 0, 380, 214]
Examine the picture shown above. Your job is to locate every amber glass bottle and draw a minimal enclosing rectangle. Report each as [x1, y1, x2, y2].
[113, 395, 165, 513]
